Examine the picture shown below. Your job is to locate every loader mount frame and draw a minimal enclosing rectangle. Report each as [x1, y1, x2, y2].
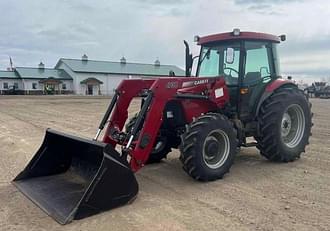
[101, 77, 229, 171]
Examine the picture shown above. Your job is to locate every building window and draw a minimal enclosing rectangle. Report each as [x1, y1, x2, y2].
[14, 82, 18, 89]
[62, 83, 67, 90]
[3, 82, 8, 89]
[32, 83, 38, 89]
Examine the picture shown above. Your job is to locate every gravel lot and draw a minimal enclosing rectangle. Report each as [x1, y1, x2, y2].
[0, 95, 329, 231]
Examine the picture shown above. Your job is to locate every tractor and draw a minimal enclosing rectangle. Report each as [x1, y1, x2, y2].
[13, 29, 312, 224]
[304, 82, 330, 98]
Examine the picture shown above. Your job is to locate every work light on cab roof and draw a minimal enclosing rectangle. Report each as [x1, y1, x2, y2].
[232, 28, 241, 36]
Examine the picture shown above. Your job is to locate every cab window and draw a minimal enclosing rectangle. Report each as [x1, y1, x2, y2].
[244, 42, 272, 86]
[198, 48, 220, 77]
[223, 47, 240, 84]
[198, 43, 240, 85]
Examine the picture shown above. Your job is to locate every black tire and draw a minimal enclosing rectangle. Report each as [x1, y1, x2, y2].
[256, 87, 313, 162]
[180, 113, 238, 181]
[125, 114, 171, 164]
[146, 136, 172, 164]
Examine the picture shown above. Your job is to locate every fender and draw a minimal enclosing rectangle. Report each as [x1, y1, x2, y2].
[254, 78, 298, 118]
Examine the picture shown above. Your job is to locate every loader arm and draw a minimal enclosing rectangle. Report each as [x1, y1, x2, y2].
[102, 79, 155, 146]
[101, 77, 229, 172]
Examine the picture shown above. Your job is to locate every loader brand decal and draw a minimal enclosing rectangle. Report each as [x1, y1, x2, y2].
[194, 79, 208, 85]
[182, 79, 209, 88]
[166, 81, 179, 88]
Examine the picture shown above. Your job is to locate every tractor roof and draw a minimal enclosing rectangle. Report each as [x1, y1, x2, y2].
[198, 31, 281, 45]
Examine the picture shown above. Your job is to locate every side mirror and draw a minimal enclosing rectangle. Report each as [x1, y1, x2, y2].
[225, 47, 235, 64]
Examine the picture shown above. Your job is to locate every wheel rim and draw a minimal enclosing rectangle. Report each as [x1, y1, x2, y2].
[202, 129, 230, 169]
[281, 104, 306, 148]
[152, 137, 167, 154]
[152, 140, 165, 154]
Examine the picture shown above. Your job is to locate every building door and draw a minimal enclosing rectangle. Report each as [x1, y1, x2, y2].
[87, 84, 93, 95]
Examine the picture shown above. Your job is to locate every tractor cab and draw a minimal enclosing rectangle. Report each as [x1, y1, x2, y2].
[186, 29, 285, 120]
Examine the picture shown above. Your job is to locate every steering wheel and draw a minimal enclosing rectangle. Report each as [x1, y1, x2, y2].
[223, 67, 239, 85]
[223, 67, 239, 77]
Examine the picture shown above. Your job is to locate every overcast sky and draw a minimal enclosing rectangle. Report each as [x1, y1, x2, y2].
[0, 0, 329, 81]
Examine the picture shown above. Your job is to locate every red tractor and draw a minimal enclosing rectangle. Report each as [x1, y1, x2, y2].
[13, 29, 312, 224]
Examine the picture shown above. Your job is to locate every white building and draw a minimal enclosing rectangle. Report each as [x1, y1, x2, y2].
[0, 70, 21, 94]
[0, 55, 185, 95]
[0, 62, 73, 95]
[54, 55, 185, 95]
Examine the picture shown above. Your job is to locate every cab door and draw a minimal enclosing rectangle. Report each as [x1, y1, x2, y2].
[239, 41, 275, 121]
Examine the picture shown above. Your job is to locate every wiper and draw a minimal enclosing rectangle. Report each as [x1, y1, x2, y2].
[199, 48, 211, 66]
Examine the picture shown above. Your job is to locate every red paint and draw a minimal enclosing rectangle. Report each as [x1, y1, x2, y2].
[181, 100, 217, 123]
[102, 79, 155, 145]
[198, 31, 281, 45]
[265, 78, 296, 92]
[101, 77, 229, 172]
[180, 80, 229, 123]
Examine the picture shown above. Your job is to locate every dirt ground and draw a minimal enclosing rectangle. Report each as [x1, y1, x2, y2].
[0, 95, 329, 231]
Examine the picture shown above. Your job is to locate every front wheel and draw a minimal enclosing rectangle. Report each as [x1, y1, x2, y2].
[125, 114, 171, 164]
[146, 136, 172, 163]
[256, 87, 313, 162]
[180, 113, 238, 181]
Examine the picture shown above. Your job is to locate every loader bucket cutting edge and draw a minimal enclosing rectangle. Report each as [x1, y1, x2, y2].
[12, 129, 138, 225]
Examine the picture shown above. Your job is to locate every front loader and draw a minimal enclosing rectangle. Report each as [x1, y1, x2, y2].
[13, 29, 312, 224]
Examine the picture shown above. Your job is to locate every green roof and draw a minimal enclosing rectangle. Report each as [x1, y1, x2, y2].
[56, 58, 185, 76]
[15, 67, 72, 80]
[0, 71, 20, 79]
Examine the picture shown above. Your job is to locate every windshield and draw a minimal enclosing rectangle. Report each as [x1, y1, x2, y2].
[197, 43, 240, 85]
[197, 41, 277, 86]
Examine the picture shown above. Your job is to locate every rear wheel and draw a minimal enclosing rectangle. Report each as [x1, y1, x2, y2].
[180, 113, 238, 181]
[256, 88, 312, 161]
[125, 114, 171, 164]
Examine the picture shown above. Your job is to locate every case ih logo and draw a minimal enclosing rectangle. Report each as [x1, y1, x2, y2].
[182, 79, 209, 88]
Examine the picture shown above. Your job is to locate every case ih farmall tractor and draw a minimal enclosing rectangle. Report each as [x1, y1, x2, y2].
[13, 29, 312, 224]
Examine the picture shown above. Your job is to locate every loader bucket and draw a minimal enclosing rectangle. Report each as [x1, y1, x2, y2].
[12, 129, 138, 225]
